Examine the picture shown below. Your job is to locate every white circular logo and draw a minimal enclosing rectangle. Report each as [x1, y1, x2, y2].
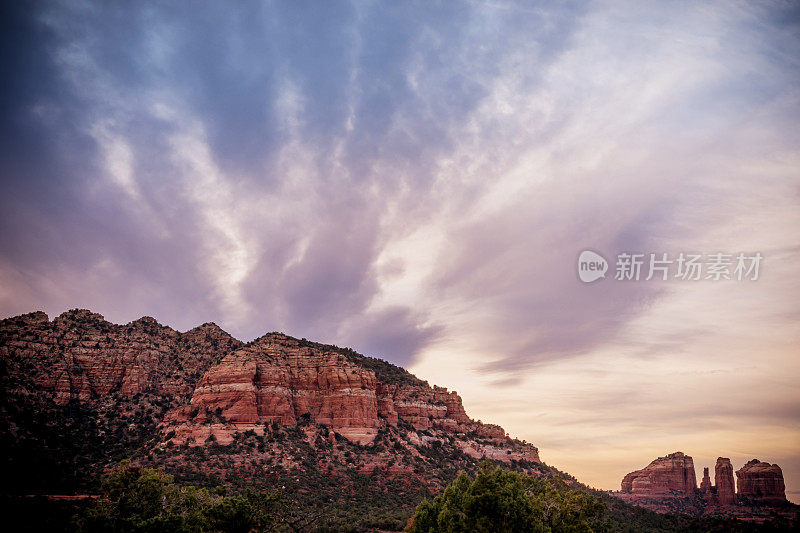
[578, 250, 608, 283]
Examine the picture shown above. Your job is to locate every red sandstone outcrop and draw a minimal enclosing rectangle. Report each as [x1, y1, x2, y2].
[1, 309, 540, 482]
[0, 309, 242, 406]
[174, 338, 381, 443]
[700, 467, 711, 494]
[617, 454, 796, 522]
[621, 452, 697, 496]
[376, 383, 474, 433]
[167, 332, 538, 461]
[715, 457, 737, 505]
[736, 460, 786, 503]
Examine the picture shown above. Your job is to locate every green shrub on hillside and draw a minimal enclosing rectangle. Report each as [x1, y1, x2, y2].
[407, 463, 607, 533]
[73, 462, 282, 533]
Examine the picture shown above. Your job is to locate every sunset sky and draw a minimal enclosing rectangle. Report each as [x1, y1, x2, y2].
[1, 1, 798, 500]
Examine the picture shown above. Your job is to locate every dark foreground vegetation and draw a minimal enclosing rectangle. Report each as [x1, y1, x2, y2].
[2, 461, 797, 532]
[407, 463, 606, 531]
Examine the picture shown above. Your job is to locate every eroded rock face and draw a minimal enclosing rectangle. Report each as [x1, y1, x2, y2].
[377, 384, 474, 433]
[618, 454, 796, 521]
[0, 310, 241, 406]
[621, 452, 697, 496]
[1, 310, 541, 471]
[167, 332, 537, 459]
[736, 460, 786, 502]
[715, 457, 738, 505]
[173, 337, 381, 443]
[700, 467, 712, 494]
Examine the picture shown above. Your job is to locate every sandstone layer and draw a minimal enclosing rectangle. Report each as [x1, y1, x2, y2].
[0, 310, 241, 406]
[621, 451, 697, 497]
[166, 332, 537, 462]
[736, 459, 786, 503]
[1, 311, 538, 464]
[0, 306, 555, 526]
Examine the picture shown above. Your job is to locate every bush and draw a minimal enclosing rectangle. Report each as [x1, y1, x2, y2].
[72, 462, 282, 533]
[406, 463, 607, 532]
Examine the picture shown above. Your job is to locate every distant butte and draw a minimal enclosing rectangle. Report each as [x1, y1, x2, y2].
[616, 451, 794, 522]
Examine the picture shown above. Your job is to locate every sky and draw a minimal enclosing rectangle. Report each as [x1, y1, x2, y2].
[1, 0, 799, 499]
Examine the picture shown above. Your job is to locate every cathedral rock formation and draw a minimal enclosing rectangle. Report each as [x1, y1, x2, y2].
[715, 457, 738, 505]
[736, 460, 787, 503]
[618, 452, 795, 521]
[621, 451, 697, 496]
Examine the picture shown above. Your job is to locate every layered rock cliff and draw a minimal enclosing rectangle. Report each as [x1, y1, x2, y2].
[0, 310, 244, 493]
[0, 309, 241, 406]
[0, 309, 541, 497]
[168, 336, 383, 444]
[621, 452, 697, 497]
[736, 460, 786, 503]
[164, 332, 537, 465]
